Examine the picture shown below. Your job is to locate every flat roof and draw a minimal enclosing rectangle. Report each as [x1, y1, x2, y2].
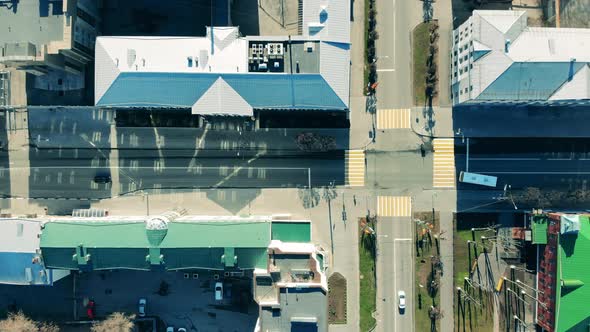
[0, 219, 42, 253]
[96, 29, 248, 74]
[260, 288, 327, 332]
[40, 218, 272, 248]
[556, 214, 590, 332]
[0, 0, 64, 47]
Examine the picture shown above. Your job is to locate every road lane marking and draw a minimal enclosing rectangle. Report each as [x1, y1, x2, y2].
[376, 68, 396, 72]
[470, 158, 541, 161]
[377, 196, 412, 217]
[376, 108, 411, 129]
[345, 150, 365, 187]
[473, 171, 590, 175]
[433, 138, 455, 188]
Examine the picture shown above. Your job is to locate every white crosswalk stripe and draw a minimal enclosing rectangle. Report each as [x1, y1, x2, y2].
[377, 196, 412, 217]
[433, 138, 456, 188]
[345, 150, 365, 187]
[376, 108, 411, 129]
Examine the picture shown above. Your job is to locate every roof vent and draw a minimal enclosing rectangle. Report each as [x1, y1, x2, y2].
[126, 49, 136, 68]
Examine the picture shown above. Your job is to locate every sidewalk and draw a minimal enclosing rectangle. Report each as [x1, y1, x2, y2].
[0, 187, 372, 332]
[411, 106, 454, 138]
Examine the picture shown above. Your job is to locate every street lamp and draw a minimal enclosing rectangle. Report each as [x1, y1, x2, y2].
[456, 128, 465, 143]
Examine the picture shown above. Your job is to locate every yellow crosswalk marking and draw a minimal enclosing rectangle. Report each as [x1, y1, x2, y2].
[345, 150, 365, 187]
[376, 109, 411, 129]
[433, 138, 456, 188]
[377, 196, 412, 217]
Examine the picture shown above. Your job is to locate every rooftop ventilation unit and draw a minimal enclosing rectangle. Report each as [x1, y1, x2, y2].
[126, 49, 136, 68]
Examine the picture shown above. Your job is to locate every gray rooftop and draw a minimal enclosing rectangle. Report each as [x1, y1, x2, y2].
[260, 287, 327, 332]
[0, 0, 64, 48]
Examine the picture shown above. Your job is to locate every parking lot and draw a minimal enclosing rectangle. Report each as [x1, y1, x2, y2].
[75, 270, 258, 331]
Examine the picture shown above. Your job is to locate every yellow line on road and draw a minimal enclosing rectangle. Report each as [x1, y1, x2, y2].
[377, 196, 412, 217]
[345, 150, 365, 187]
[376, 109, 411, 129]
[433, 138, 455, 188]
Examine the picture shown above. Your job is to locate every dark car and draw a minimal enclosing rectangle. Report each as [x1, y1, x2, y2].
[93, 174, 111, 184]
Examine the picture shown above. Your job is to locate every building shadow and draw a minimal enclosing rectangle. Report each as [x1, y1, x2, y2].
[560, 233, 578, 257]
[205, 189, 261, 215]
[230, 0, 260, 35]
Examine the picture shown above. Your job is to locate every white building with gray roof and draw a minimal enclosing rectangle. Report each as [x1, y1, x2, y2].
[451, 10, 590, 105]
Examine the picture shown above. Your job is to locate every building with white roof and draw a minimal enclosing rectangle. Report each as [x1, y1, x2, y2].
[0, 219, 69, 285]
[451, 10, 590, 105]
[94, 0, 350, 118]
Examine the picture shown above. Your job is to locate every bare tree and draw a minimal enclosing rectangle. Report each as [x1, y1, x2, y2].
[91, 313, 135, 332]
[0, 311, 58, 332]
[39, 323, 59, 332]
[0, 311, 38, 332]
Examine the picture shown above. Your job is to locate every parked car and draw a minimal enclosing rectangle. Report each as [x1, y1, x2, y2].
[138, 298, 147, 317]
[178, 329, 187, 332]
[166, 328, 174, 332]
[215, 282, 223, 301]
[398, 290, 406, 311]
[93, 174, 111, 184]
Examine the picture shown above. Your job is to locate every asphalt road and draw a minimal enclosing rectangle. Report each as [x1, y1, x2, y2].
[374, 0, 421, 109]
[367, 150, 433, 190]
[455, 138, 590, 190]
[378, 217, 414, 332]
[372, 0, 422, 329]
[1, 148, 346, 198]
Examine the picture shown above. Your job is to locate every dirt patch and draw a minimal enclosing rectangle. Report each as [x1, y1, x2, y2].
[328, 272, 347, 324]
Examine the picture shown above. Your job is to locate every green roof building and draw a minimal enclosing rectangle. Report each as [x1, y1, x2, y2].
[534, 212, 590, 332]
[40, 216, 275, 271]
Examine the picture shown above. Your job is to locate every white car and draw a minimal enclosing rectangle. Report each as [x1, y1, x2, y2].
[138, 298, 147, 317]
[398, 291, 406, 310]
[166, 328, 174, 332]
[215, 282, 223, 301]
[178, 329, 187, 332]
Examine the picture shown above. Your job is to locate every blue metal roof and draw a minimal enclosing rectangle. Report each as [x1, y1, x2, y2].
[477, 62, 587, 101]
[97, 73, 347, 111]
[98, 72, 218, 108]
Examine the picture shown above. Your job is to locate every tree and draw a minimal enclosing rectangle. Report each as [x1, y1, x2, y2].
[91, 312, 135, 332]
[428, 306, 443, 320]
[0, 311, 58, 332]
[295, 132, 337, 152]
[39, 323, 59, 332]
[298, 188, 321, 209]
[0, 311, 38, 332]
[369, 30, 379, 41]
